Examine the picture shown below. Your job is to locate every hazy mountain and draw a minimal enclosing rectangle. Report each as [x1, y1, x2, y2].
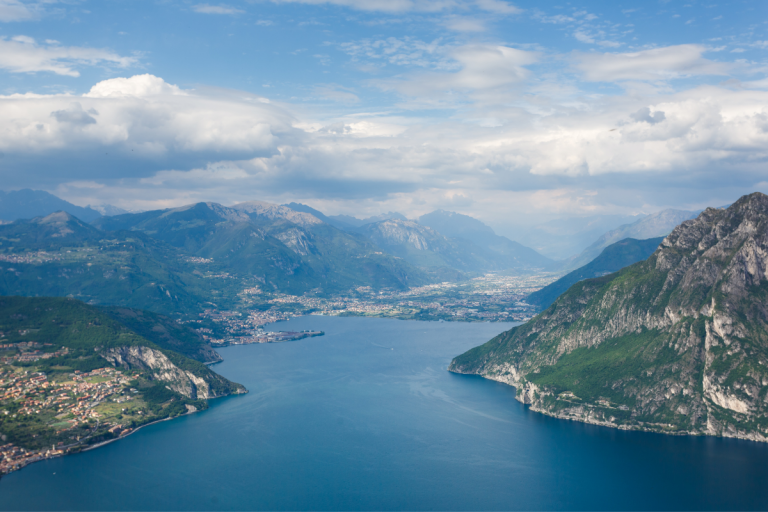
[450, 192, 768, 442]
[360, 219, 479, 271]
[0, 189, 101, 222]
[418, 210, 554, 270]
[88, 204, 135, 216]
[509, 214, 643, 260]
[562, 209, 698, 270]
[526, 237, 664, 310]
[94, 201, 428, 294]
[328, 211, 407, 228]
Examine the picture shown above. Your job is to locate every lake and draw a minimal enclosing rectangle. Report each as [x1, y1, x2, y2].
[2, 315, 768, 510]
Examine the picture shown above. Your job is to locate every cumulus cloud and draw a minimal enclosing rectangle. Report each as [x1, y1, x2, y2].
[3, 73, 768, 230]
[0, 36, 137, 76]
[573, 45, 731, 82]
[630, 107, 666, 124]
[0, 75, 294, 178]
[51, 103, 98, 125]
[192, 4, 245, 14]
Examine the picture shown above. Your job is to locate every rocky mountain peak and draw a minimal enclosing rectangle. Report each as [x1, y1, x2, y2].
[230, 200, 322, 227]
[450, 192, 768, 442]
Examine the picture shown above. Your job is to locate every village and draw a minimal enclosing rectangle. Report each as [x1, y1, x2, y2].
[0, 365, 139, 475]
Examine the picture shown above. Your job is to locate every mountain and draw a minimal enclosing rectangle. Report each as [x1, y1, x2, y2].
[0, 189, 101, 223]
[564, 209, 698, 270]
[100, 306, 222, 363]
[0, 211, 235, 315]
[360, 219, 478, 271]
[93, 201, 428, 294]
[527, 237, 664, 310]
[327, 211, 407, 228]
[361, 217, 553, 273]
[283, 202, 354, 230]
[0, 295, 245, 459]
[418, 210, 554, 270]
[88, 204, 135, 216]
[511, 214, 643, 261]
[450, 192, 768, 442]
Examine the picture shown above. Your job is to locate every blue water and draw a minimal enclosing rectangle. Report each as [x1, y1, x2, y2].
[2, 316, 768, 510]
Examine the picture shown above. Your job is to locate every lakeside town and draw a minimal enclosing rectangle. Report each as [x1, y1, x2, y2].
[0, 366, 148, 475]
[0, 271, 557, 475]
[184, 273, 556, 346]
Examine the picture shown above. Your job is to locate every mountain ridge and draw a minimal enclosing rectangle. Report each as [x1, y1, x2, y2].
[450, 192, 768, 442]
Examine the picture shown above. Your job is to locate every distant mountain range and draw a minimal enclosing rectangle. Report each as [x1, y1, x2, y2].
[0, 189, 137, 223]
[527, 237, 664, 310]
[93, 201, 427, 295]
[284, 205, 555, 272]
[0, 189, 102, 223]
[561, 209, 699, 270]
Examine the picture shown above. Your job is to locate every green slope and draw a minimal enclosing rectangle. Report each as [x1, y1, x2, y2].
[0, 296, 246, 455]
[527, 237, 664, 310]
[95, 201, 429, 294]
[450, 193, 768, 442]
[0, 212, 239, 315]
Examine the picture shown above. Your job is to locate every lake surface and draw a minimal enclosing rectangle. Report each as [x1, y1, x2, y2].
[2, 315, 768, 510]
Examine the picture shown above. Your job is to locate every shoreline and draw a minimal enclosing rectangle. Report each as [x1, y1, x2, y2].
[82, 409, 198, 452]
[449, 369, 768, 444]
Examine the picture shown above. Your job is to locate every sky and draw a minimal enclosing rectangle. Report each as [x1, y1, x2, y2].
[1, 0, 767, 244]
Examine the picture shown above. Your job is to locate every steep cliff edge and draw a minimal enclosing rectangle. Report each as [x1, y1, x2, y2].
[450, 192, 768, 442]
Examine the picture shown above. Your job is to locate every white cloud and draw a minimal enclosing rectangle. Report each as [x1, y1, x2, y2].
[313, 84, 360, 103]
[192, 4, 245, 14]
[84, 74, 185, 97]
[474, 0, 520, 14]
[0, 0, 35, 22]
[339, 36, 450, 70]
[444, 17, 486, 32]
[373, 44, 538, 101]
[573, 45, 731, 82]
[3, 74, 768, 230]
[269, 0, 459, 13]
[0, 36, 137, 76]
[0, 74, 292, 156]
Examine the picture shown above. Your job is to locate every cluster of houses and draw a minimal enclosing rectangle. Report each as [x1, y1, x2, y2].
[0, 443, 65, 475]
[0, 366, 137, 474]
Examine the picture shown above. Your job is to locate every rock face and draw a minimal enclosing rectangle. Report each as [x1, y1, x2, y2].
[102, 346, 244, 399]
[450, 193, 768, 442]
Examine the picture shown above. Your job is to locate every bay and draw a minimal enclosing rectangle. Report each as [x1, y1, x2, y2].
[1, 315, 768, 510]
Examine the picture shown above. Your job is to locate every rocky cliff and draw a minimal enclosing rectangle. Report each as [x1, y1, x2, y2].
[102, 346, 245, 399]
[450, 192, 768, 442]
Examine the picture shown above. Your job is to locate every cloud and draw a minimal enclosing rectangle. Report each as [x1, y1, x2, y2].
[51, 103, 98, 125]
[374, 44, 538, 100]
[0, 0, 35, 22]
[0, 75, 293, 177]
[474, 0, 520, 14]
[339, 37, 449, 70]
[313, 84, 360, 103]
[3, 74, 768, 233]
[630, 107, 666, 124]
[268, 0, 459, 13]
[192, 4, 245, 14]
[573, 45, 731, 82]
[444, 17, 486, 32]
[0, 35, 137, 76]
